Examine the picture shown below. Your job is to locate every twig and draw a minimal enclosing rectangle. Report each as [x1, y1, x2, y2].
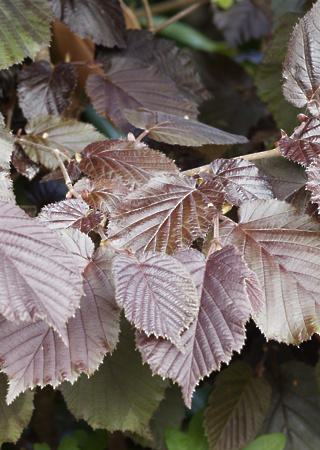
[141, 0, 154, 30]
[183, 147, 282, 176]
[51, 149, 83, 201]
[16, 138, 72, 163]
[16, 137, 82, 200]
[135, 0, 197, 17]
[152, 0, 209, 34]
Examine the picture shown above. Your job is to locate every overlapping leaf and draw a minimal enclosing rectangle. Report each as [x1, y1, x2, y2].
[260, 361, 320, 449]
[253, 155, 307, 200]
[18, 61, 77, 119]
[212, 0, 271, 48]
[124, 109, 248, 147]
[0, 200, 84, 342]
[0, 0, 52, 69]
[113, 252, 199, 347]
[204, 362, 271, 450]
[282, 1, 320, 116]
[208, 158, 274, 206]
[165, 410, 208, 450]
[137, 246, 255, 407]
[0, 245, 120, 404]
[60, 319, 168, 437]
[0, 169, 15, 204]
[108, 173, 216, 255]
[75, 177, 129, 213]
[86, 57, 198, 133]
[50, 0, 126, 48]
[19, 115, 104, 170]
[0, 373, 34, 445]
[38, 198, 103, 233]
[279, 118, 320, 166]
[11, 144, 40, 180]
[79, 139, 178, 187]
[95, 29, 210, 104]
[219, 199, 320, 344]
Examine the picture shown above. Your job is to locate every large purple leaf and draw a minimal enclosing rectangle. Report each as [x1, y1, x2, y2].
[0, 373, 34, 445]
[96, 29, 210, 104]
[38, 198, 103, 233]
[60, 319, 168, 437]
[78, 139, 178, 187]
[208, 158, 274, 206]
[204, 362, 271, 450]
[20, 115, 104, 170]
[0, 201, 84, 341]
[0, 246, 120, 404]
[108, 173, 216, 255]
[219, 199, 320, 344]
[50, 0, 126, 48]
[18, 61, 77, 119]
[86, 57, 198, 133]
[279, 118, 320, 166]
[113, 252, 199, 348]
[282, 1, 320, 116]
[137, 245, 254, 408]
[124, 109, 248, 147]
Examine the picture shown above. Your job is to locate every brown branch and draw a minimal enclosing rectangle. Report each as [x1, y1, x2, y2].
[16, 138, 72, 163]
[152, 0, 209, 34]
[183, 147, 282, 176]
[141, 0, 154, 30]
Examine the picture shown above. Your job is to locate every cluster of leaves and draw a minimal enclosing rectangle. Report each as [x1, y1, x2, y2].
[2, 0, 320, 449]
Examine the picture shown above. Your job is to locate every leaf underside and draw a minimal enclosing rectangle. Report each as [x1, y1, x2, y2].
[137, 246, 254, 408]
[219, 199, 320, 345]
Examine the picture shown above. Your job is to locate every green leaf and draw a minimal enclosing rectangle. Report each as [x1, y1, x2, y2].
[0, 372, 34, 446]
[255, 12, 304, 133]
[58, 435, 80, 450]
[243, 433, 286, 450]
[127, 384, 186, 450]
[20, 115, 104, 170]
[0, 0, 52, 69]
[260, 361, 320, 449]
[204, 362, 271, 450]
[165, 410, 209, 450]
[60, 319, 168, 438]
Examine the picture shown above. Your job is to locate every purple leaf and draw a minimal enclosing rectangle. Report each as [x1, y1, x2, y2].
[18, 61, 77, 119]
[219, 199, 320, 344]
[137, 245, 254, 408]
[50, 0, 127, 47]
[0, 246, 120, 404]
[108, 173, 216, 255]
[96, 29, 210, 104]
[124, 109, 248, 147]
[0, 169, 15, 204]
[0, 201, 84, 342]
[279, 118, 320, 166]
[11, 144, 40, 181]
[74, 177, 129, 214]
[209, 158, 274, 206]
[113, 252, 199, 348]
[306, 156, 320, 214]
[0, 113, 14, 170]
[38, 198, 103, 233]
[212, 0, 271, 48]
[282, 1, 320, 116]
[79, 138, 178, 187]
[86, 57, 198, 133]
